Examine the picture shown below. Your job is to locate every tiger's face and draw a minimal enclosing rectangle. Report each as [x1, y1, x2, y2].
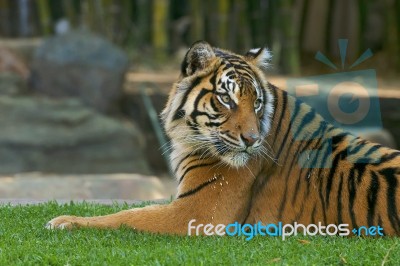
[162, 41, 274, 167]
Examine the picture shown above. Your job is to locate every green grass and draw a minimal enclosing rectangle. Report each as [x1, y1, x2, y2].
[0, 201, 399, 265]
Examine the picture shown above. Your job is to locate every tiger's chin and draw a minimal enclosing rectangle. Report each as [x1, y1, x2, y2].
[221, 152, 251, 168]
[212, 142, 259, 168]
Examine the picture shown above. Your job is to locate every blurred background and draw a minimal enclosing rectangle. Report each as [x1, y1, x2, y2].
[0, 0, 399, 201]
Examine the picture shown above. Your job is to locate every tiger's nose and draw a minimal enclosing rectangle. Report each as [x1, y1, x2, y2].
[241, 132, 260, 147]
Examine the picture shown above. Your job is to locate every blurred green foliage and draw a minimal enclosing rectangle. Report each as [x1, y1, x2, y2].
[0, 0, 399, 74]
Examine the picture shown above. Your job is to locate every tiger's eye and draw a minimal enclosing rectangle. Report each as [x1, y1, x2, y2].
[220, 95, 231, 104]
[254, 98, 263, 110]
[217, 94, 235, 109]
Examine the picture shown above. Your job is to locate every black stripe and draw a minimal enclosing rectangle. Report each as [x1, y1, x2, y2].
[205, 121, 225, 127]
[367, 171, 380, 227]
[181, 157, 204, 172]
[178, 162, 218, 184]
[325, 151, 341, 207]
[348, 167, 358, 230]
[222, 132, 237, 142]
[355, 164, 367, 184]
[172, 77, 201, 121]
[291, 119, 327, 178]
[381, 151, 400, 163]
[177, 178, 218, 199]
[287, 136, 312, 172]
[220, 136, 239, 147]
[276, 98, 301, 160]
[221, 63, 233, 71]
[174, 109, 185, 120]
[331, 132, 348, 147]
[190, 89, 213, 123]
[363, 143, 382, 158]
[337, 172, 344, 225]
[346, 138, 365, 160]
[380, 167, 400, 233]
[271, 88, 287, 139]
[320, 134, 348, 196]
[292, 110, 316, 141]
[315, 139, 333, 177]
[209, 97, 220, 113]
[174, 153, 193, 173]
[210, 70, 217, 91]
[186, 120, 199, 132]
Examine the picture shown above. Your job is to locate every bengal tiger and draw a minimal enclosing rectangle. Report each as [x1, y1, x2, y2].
[47, 41, 400, 236]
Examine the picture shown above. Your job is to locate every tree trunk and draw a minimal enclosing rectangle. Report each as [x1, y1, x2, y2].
[190, 0, 204, 42]
[280, 0, 300, 75]
[153, 0, 169, 61]
[62, 0, 77, 28]
[217, 0, 229, 48]
[37, 0, 51, 35]
[136, 0, 151, 48]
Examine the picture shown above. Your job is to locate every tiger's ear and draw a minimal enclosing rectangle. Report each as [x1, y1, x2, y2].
[181, 41, 215, 76]
[245, 47, 272, 70]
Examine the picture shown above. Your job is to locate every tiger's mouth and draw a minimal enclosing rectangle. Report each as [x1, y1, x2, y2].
[211, 137, 258, 167]
[213, 137, 258, 153]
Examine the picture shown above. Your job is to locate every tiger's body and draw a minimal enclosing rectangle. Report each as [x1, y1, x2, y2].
[47, 41, 400, 236]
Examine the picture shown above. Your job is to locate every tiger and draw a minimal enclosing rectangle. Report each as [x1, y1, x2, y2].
[47, 41, 400, 236]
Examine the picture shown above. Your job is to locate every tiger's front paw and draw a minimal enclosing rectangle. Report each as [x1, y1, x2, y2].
[46, 215, 79, 230]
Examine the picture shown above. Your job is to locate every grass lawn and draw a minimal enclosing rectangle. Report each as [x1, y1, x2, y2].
[0, 201, 399, 265]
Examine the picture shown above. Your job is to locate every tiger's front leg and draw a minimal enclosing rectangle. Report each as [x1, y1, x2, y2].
[46, 165, 257, 235]
[46, 201, 200, 234]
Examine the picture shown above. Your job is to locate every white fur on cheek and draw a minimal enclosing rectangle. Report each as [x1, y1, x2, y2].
[261, 88, 274, 136]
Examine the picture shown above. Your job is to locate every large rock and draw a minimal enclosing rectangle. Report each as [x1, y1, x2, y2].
[0, 96, 150, 174]
[29, 31, 129, 112]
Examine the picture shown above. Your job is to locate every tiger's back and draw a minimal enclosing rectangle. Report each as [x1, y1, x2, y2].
[247, 86, 400, 235]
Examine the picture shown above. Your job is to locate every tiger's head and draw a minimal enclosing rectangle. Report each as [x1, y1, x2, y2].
[162, 41, 274, 167]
